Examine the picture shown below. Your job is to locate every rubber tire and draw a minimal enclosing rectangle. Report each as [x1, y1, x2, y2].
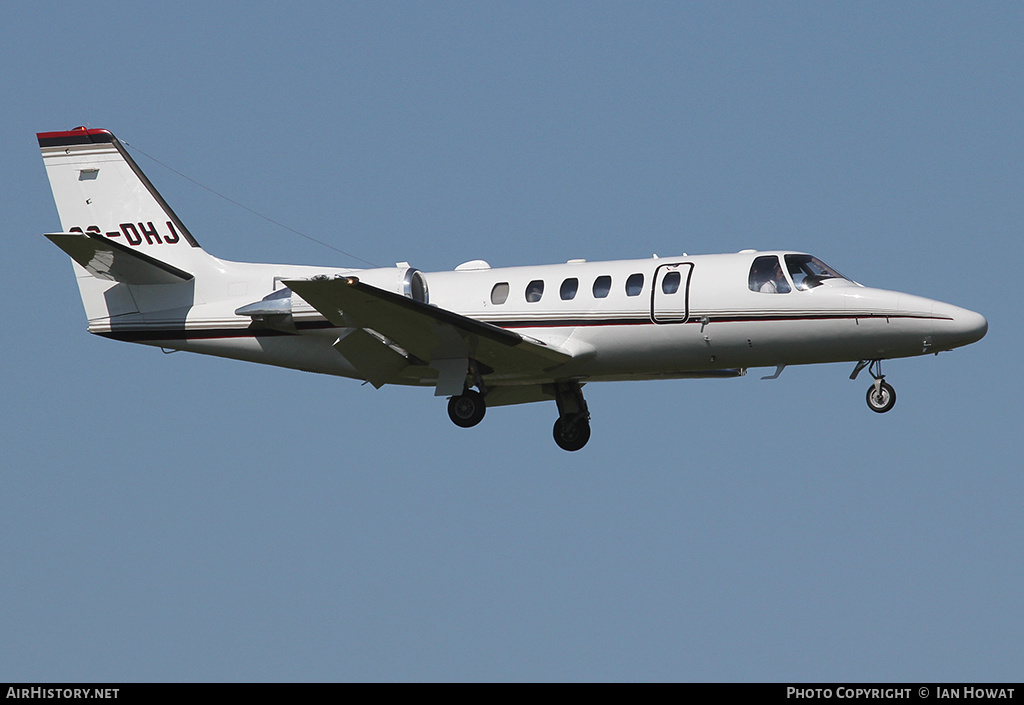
[553, 416, 591, 451]
[448, 390, 486, 428]
[866, 381, 896, 414]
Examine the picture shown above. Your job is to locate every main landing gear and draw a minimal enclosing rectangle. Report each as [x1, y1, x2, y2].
[447, 389, 486, 428]
[446, 379, 593, 451]
[851, 359, 897, 414]
[552, 381, 591, 452]
[447, 361, 488, 428]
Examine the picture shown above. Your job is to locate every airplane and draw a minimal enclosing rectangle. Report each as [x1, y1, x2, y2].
[38, 126, 988, 451]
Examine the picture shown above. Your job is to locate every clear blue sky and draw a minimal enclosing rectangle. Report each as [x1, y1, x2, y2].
[2, 1, 1021, 681]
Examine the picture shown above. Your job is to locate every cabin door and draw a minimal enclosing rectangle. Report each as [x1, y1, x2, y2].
[651, 262, 693, 323]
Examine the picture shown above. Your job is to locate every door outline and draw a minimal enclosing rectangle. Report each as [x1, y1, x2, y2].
[651, 262, 693, 324]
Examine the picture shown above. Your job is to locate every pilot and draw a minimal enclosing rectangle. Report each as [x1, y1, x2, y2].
[760, 259, 790, 294]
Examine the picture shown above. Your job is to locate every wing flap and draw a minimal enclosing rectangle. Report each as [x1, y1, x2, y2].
[46, 232, 193, 285]
[285, 277, 572, 386]
[332, 327, 411, 389]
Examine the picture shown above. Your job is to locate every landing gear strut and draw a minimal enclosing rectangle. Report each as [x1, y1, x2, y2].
[852, 359, 896, 414]
[552, 381, 591, 451]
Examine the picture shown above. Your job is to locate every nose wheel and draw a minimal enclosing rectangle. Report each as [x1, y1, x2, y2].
[866, 380, 896, 413]
[852, 359, 897, 414]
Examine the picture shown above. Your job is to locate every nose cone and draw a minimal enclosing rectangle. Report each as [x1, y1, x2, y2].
[933, 302, 988, 349]
[955, 307, 988, 345]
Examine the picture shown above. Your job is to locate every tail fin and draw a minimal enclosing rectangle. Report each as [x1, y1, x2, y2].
[38, 127, 218, 320]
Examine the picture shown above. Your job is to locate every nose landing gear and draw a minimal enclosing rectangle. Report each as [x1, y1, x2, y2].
[866, 379, 897, 413]
[852, 359, 897, 414]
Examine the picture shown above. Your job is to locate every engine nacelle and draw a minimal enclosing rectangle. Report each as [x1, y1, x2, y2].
[342, 263, 429, 303]
[235, 264, 428, 328]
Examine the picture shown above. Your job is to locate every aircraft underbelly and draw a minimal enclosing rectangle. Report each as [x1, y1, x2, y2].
[702, 315, 935, 365]
[133, 333, 366, 380]
[549, 314, 934, 377]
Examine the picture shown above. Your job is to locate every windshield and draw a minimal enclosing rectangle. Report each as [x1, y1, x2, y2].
[784, 255, 848, 290]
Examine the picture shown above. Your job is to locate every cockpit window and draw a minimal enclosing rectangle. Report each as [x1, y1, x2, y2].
[748, 255, 791, 294]
[784, 255, 847, 290]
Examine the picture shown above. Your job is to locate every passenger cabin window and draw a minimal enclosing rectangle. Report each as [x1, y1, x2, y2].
[593, 275, 612, 298]
[625, 273, 644, 296]
[560, 278, 578, 300]
[748, 255, 791, 294]
[490, 282, 509, 305]
[662, 271, 681, 294]
[785, 254, 848, 290]
[526, 280, 544, 303]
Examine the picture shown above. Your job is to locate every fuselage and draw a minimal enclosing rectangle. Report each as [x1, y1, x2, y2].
[87, 249, 987, 388]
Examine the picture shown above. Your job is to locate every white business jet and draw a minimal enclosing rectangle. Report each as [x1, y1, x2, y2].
[39, 127, 987, 450]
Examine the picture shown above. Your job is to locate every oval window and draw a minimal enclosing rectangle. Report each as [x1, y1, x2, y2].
[593, 275, 611, 299]
[526, 280, 544, 303]
[560, 278, 579, 300]
[490, 282, 509, 305]
[625, 273, 644, 296]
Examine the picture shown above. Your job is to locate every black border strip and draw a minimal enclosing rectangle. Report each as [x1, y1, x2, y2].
[0, 683, 1008, 699]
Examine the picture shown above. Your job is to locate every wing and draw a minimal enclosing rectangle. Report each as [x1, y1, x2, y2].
[285, 276, 572, 394]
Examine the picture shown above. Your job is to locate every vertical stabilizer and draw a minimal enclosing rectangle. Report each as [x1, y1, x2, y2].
[38, 127, 218, 321]
[38, 127, 212, 269]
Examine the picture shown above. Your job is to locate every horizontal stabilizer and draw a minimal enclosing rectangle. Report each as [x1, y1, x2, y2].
[286, 277, 572, 380]
[45, 232, 193, 285]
